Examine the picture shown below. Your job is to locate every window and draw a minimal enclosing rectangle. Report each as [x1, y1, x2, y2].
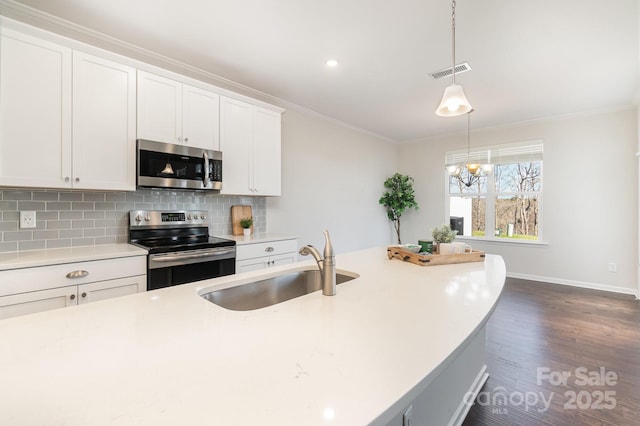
[446, 140, 543, 241]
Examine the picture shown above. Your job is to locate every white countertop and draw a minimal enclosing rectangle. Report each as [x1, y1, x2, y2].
[0, 243, 148, 270]
[216, 232, 297, 245]
[0, 247, 505, 425]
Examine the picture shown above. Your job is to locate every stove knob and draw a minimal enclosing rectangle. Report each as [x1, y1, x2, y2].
[135, 214, 143, 222]
[187, 214, 193, 220]
[201, 214, 207, 220]
[144, 215, 151, 222]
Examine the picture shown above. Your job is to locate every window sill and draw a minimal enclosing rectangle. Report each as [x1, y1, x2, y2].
[454, 236, 549, 246]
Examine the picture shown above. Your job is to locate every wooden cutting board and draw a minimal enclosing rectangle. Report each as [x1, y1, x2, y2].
[231, 205, 253, 236]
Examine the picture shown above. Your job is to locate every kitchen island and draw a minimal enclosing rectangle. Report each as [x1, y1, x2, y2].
[0, 247, 505, 425]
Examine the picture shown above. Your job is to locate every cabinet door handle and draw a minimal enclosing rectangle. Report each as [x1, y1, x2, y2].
[74, 177, 80, 183]
[184, 137, 189, 142]
[66, 270, 89, 279]
[70, 294, 76, 300]
[81, 292, 87, 298]
[64, 176, 70, 182]
[265, 246, 274, 252]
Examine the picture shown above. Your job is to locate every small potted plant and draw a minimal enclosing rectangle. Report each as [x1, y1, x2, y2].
[431, 224, 457, 254]
[240, 217, 253, 236]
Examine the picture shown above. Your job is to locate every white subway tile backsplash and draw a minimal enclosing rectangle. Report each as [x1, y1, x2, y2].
[19, 240, 46, 251]
[32, 192, 59, 201]
[60, 211, 84, 220]
[47, 220, 71, 230]
[84, 211, 106, 220]
[18, 201, 46, 210]
[0, 188, 266, 252]
[59, 229, 84, 238]
[72, 202, 95, 211]
[46, 239, 71, 249]
[0, 241, 17, 252]
[2, 190, 32, 200]
[84, 193, 106, 202]
[84, 228, 105, 237]
[4, 230, 33, 241]
[72, 238, 95, 246]
[59, 192, 83, 201]
[47, 202, 72, 211]
[33, 230, 59, 240]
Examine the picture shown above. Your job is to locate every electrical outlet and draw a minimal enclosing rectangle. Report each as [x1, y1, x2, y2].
[19, 211, 36, 229]
[607, 262, 617, 273]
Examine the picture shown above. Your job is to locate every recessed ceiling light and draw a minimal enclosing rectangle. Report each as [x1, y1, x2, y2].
[326, 59, 339, 67]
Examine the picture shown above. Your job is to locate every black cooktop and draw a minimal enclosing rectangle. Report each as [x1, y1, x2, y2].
[131, 235, 235, 254]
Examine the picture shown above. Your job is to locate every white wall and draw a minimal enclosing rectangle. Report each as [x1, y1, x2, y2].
[398, 108, 638, 296]
[266, 109, 398, 254]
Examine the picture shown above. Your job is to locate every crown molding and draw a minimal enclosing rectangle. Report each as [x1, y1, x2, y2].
[0, 0, 396, 144]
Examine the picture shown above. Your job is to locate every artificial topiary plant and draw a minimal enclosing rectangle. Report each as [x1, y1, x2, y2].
[379, 173, 419, 244]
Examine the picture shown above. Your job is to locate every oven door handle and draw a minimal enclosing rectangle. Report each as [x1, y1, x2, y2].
[150, 248, 235, 263]
[203, 151, 210, 188]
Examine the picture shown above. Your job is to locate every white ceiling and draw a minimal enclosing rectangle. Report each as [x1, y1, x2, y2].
[5, 0, 640, 141]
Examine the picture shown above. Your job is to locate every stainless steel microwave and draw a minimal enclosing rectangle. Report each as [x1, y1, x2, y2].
[137, 139, 222, 191]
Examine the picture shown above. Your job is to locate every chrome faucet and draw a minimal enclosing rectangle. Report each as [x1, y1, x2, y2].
[299, 230, 336, 296]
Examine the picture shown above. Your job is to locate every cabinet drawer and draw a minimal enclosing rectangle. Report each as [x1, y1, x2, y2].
[0, 287, 73, 320]
[236, 239, 297, 261]
[0, 256, 147, 297]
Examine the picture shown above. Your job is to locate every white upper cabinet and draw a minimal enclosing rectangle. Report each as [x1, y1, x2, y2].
[0, 28, 72, 188]
[137, 70, 220, 150]
[220, 96, 282, 196]
[252, 107, 282, 196]
[182, 84, 220, 150]
[220, 97, 252, 195]
[0, 26, 136, 191]
[72, 51, 136, 191]
[0, 18, 282, 194]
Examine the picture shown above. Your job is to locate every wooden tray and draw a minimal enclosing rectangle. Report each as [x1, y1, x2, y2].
[231, 205, 253, 236]
[387, 246, 485, 267]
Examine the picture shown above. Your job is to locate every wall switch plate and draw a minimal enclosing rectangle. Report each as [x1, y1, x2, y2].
[19, 211, 36, 229]
[607, 262, 617, 273]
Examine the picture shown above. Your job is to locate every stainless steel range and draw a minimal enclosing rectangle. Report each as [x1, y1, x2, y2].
[128, 210, 236, 291]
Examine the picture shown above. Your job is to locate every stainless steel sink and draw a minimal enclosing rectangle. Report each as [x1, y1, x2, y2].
[200, 269, 358, 311]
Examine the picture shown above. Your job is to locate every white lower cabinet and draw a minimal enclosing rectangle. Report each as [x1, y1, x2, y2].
[236, 238, 297, 273]
[0, 256, 146, 320]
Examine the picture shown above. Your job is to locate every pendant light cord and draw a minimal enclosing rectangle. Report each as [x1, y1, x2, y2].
[451, 0, 457, 85]
[467, 109, 471, 159]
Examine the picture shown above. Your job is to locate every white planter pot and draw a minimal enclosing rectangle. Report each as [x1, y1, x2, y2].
[243, 228, 251, 236]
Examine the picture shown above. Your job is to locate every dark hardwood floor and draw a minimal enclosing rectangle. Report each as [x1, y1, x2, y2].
[463, 278, 640, 426]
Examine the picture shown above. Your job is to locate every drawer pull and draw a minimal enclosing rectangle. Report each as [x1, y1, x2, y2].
[66, 270, 89, 279]
[69, 294, 76, 300]
[265, 246, 274, 253]
[81, 292, 87, 298]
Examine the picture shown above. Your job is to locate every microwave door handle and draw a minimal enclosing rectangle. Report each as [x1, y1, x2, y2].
[203, 151, 210, 188]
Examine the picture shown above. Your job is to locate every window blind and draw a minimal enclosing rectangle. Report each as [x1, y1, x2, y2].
[445, 139, 543, 167]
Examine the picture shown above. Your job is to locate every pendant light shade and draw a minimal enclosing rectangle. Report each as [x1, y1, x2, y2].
[436, 0, 472, 117]
[436, 84, 473, 117]
[161, 162, 175, 175]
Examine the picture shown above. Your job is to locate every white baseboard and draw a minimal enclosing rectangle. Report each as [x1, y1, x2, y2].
[507, 272, 639, 299]
[448, 364, 489, 426]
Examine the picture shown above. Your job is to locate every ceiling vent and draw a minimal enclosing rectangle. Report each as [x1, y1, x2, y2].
[431, 62, 472, 80]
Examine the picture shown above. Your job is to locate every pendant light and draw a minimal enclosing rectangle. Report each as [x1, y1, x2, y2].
[436, 0, 472, 117]
[465, 109, 480, 175]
